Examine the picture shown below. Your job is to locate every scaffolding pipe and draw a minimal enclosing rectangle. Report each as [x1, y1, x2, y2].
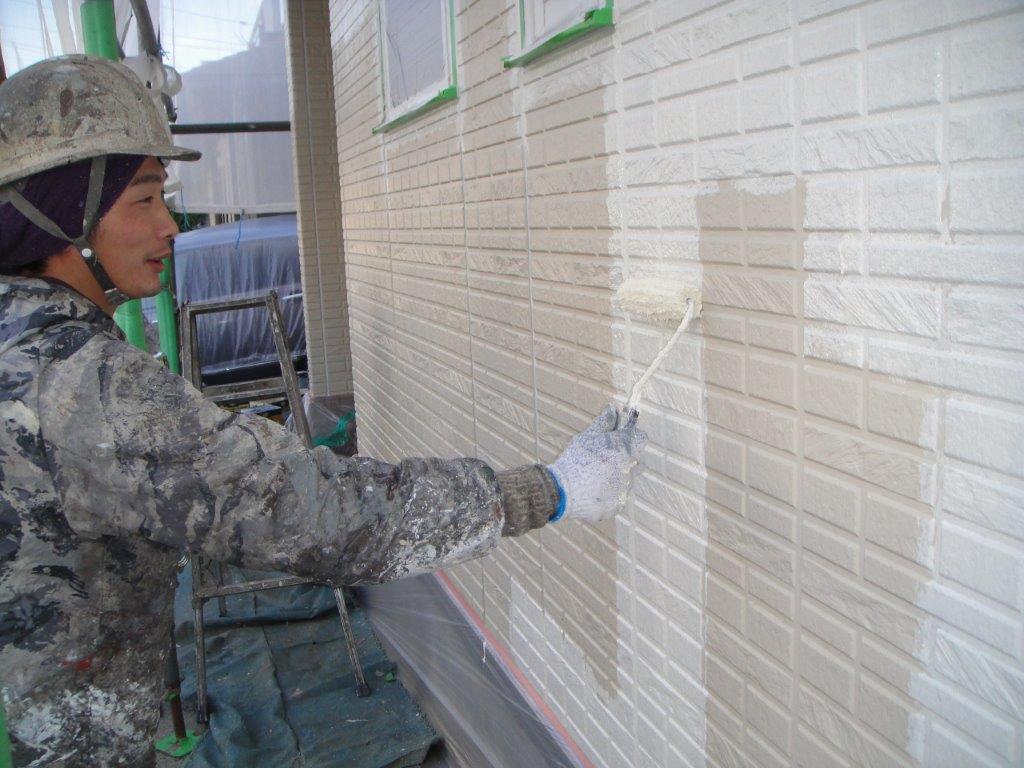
[82, 0, 148, 351]
[0, 696, 10, 768]
[129, 0, 159, 53]
[170, 121, 291, 134]
[128, 0, 181, 372]
[156, 253, 180, 373]
[81, 0, 119, 60]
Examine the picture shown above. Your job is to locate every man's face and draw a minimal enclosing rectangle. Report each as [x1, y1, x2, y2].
[89, 156, 179, 299]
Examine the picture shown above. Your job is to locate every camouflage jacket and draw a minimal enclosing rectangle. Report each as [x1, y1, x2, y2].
[0, 277, 556, 766]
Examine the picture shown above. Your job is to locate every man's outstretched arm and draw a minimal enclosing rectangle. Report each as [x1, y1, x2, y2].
[39, 334, 558, 585]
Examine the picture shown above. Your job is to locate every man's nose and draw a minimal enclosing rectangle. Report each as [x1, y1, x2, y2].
[159, 200, 180, 239]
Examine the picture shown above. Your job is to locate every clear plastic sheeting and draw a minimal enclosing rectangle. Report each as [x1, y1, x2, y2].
[0, 1, 131, 73]
[162, 0, 294, 213]
[381, 0, 449, 115]
[1, 0, 295, 214]
[285, 393, 358, 453]
[525, 0, 603, 48]
[357, 573, 591, 768]
[153, 214, 305, 386]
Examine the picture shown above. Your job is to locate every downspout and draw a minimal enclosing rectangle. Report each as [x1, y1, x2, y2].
[81, 0, 148, 352]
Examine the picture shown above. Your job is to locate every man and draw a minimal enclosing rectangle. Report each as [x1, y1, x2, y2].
[0, 56, 646, 766]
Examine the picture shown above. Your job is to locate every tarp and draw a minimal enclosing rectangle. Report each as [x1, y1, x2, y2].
[172, 563, 437, 768]
[146, 214, 306, 386]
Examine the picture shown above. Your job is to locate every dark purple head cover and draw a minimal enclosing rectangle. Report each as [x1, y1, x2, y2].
[0, 154, 147, 270]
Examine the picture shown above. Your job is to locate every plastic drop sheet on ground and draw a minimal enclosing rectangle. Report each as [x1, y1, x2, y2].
[172, 563, 436, 767]
[354, 574, 587, 768]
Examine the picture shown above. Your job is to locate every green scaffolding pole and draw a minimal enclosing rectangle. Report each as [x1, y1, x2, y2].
[156, 256, 180, 373]
[0, 693, 11, 768]
[81, 0, 159, 355]
[80, 0, 118, 59]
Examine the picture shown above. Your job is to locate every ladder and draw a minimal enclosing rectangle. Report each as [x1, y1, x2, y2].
[179, 291, 370, 725]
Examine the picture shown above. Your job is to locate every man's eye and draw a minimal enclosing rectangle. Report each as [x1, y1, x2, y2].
[138, 196, 154, 204]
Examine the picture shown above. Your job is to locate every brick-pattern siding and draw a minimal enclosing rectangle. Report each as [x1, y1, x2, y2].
[326, 0, 1024, 765]
[286, 0, 353, 396]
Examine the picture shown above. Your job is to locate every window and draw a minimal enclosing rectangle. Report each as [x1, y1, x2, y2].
[504, 0, 613, 68]
[375, 0, 457, 133]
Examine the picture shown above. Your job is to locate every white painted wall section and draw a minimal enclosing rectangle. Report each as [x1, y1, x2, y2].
[323, 0, 1024, 765]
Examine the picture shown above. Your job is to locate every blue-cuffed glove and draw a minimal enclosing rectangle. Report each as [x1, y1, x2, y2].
[547, 404, 647, 523]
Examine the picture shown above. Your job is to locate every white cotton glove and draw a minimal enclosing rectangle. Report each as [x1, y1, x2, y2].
[547, 404, 648, 523]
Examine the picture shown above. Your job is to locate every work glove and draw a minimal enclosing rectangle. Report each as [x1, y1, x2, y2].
[547, 404, 647, 524]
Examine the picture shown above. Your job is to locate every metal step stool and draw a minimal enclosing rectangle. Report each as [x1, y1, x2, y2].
[179, 291, 370, 724]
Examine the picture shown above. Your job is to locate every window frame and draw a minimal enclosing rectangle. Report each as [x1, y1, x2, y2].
[373, 0, 458, 134]
[503, 0, 614, 68]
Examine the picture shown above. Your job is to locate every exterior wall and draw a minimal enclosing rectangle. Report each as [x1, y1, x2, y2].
[285, 0, 353, 396]
[327, 0, 1024, 766]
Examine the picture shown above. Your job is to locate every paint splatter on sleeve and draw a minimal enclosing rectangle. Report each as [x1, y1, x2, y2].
[39, 336, 504, 586]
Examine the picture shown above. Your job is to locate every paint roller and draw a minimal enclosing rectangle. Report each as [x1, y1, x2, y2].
[613, 277, 702, 426]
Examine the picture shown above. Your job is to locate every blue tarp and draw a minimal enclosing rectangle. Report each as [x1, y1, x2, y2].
[143, 214, 306, 385]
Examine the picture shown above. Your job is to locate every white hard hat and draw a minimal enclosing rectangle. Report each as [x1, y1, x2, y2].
[0, 55, 200, 306]
[0, 54, 199, 188]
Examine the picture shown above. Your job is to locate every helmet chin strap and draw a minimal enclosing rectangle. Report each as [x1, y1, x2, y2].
[0, 156, 132, 307]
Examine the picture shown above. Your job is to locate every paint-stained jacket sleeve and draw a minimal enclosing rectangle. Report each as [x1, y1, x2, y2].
[38, 334, 512, 585]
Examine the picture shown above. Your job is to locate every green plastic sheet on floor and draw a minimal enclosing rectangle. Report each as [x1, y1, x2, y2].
[172, 564, 437, 767]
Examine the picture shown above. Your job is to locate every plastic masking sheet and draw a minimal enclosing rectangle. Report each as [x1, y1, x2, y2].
[381, 0, 448, 113]
[355, 572, 591, 768]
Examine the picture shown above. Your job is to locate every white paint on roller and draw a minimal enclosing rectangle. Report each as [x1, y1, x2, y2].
[614, 277, 702, 327]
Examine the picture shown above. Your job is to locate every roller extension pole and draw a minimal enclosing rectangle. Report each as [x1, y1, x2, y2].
[613, 276, 703, 422]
